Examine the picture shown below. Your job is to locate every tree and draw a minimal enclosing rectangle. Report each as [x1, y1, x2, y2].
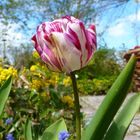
[0, 0, 131, 64]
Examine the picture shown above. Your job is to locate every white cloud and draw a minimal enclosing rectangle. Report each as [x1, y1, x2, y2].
[108, 22, 126, 37]
[123, 10, 140, 23]
[0, 22, 27, 47]
[116, 9, 140, 24]
[107, 9, 140, 37]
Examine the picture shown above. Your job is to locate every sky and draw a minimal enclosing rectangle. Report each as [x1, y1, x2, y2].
[0, 0, 140, 52]
[97, 0, 140, 50]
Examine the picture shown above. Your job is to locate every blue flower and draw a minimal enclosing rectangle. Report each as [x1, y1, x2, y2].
[5, 118, 13, 125]
[6, 133, 14, 140]
[59, 131, 70, 140]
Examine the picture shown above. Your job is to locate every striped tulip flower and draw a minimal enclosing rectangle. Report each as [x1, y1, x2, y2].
[32, 16, 97, 73]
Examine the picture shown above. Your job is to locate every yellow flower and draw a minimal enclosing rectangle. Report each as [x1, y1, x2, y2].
[0, 66, 17, 85]
[8, 67, 17, 77]
[61, 95, 74, 108]
[30, 79, 42, 90]
[32, 51, 39, 58]
[63, 77, 71, 86]
[48, 73, 60, 86]
[30, 65, 38, 72]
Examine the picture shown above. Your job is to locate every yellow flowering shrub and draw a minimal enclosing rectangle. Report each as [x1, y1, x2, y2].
[48, 73, 60, 86]
[30, 79, 42, 90]
[63, 77, 71, 87]
[0, 66, 17, 85]
[32, 50, 40, 58]
[30, 65, 39, 72]
[61, 95, 74, 108]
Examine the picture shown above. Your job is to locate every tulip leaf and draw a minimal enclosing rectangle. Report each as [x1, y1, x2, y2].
[81, 55, 136, 140]
[104, 93, 140, 140]
[24, 119, 33, 140]
[41, 118, 67, 140]
[0, 76, 12, 116]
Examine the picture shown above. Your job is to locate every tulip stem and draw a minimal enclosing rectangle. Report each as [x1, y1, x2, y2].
[70, 72, 81, 140]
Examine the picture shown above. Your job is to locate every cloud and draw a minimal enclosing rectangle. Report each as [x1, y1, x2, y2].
[107, 9, 140, 37]
[121, 10, 140, 23]
[115, 9, 140, 24]
[0, 22, 27, 47]
[108, 22, 126, 37]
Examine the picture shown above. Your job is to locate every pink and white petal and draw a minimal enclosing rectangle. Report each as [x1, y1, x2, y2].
[82, 25, 96, 63]
[31, 35, 43, 56]
[86, 26, 97, 53]
[41, 51, 61, 72]
[50, 32, 81, 73]
[34, 29, 63, 71]
[43, 37, 64, 70]
[66, 22, 89, 66]
[62, 16, 80, 24]
[41, 21, 64, 34]
[43, 45, 63, 71]
[87, 26, 96, 48]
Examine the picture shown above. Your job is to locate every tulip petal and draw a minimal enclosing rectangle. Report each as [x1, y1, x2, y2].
[32, 27, 63, 72]
[85, 26, 96, 62]
[66, 22, 89, 66]
[41, 46, 62, 72]
[31, 35, 43, 56]
[50, 32, 81, 73]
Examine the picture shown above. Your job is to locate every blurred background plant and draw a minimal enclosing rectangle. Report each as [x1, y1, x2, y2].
[0, 47, 125, 139]
[0, 51, 76, 139]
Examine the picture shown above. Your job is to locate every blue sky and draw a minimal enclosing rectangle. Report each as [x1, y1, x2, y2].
[97, 0, 140, 50]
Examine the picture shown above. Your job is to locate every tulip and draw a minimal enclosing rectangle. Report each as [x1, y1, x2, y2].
[32, 16, 96, 73]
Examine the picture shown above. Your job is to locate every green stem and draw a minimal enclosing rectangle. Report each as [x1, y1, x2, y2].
[70, 72, 81, 140]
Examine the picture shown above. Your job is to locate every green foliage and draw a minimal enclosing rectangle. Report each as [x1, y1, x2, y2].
[0, 76, 12, 116]
[24, 119, 32, 140]
[0, 49, 139, 140]
[77, 48, 122, 95]
[104, 93, 140, 140]
[81, 55, 136, 140]
[90, 48, 121, 78]
[24, 118, 67, 140]
[0, 54, 74, 139]
[78, 77, 114, 95]
[41, 118, 67, 140]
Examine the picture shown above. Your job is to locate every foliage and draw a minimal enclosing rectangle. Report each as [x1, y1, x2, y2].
[82, 54, 136, 140]
[22, 54, 140, 140]
[0, 48, 139, 140]
[88, 48, 121, 78]
[77, 48, 122, 95]
[104, 93, 140, 140]
[0, 76, 12, 116]
[41, 118, 67, 140]
[0, 53, 75, 139]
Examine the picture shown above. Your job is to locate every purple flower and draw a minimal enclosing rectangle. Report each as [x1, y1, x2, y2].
[59, 131, 70, 140]
[6, 133, 14, 140]
[5, 118, 13, 125]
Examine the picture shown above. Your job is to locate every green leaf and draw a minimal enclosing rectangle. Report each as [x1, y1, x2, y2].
[81, 55, 136, 140]
[0, 76, 12, 116]
[104, 93, 140, 140]
[50, 89, 61, 108]
[41, 118, 67, 140]
[24, 119, 33, 140]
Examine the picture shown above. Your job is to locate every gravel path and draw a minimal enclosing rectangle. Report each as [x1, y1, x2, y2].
[80, 94, 140, 140]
